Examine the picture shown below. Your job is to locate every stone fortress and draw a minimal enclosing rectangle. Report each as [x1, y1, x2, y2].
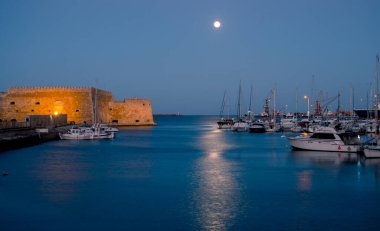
[0, 87, 155, 126]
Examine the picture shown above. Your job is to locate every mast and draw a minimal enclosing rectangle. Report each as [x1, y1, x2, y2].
[295, 86, 298, 119]
[237, 81, 242, 120]
[376, 53, 380, 122]
[351, 85, 354, 120]
[219, 90, 227, 118]
[273, 87, 276, 126]
[248, 85, 253, 121]
[337, 91, 340, 122]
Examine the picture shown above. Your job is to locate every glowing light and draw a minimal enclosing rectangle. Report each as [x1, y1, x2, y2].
[54, 111, 58, 116]
[304, 95, 308, 99]
[213, 20, 221, 29]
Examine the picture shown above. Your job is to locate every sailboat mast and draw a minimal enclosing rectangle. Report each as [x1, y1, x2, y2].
[248, 85, 253, 121]
[273, 88, 276, 126]
[237, 81, 242, 120]
[219, 90, 227, 118]
[337, 92, 341, 122]
[376, 53, 380, 122]
[295, 86, 298, 119]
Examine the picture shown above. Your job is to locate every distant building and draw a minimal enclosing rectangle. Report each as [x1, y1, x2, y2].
[0, 87, 155, 126]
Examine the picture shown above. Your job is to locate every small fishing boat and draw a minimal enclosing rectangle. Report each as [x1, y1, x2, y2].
[59, 126, 94, 140]
[92, 123, 119, 133]
[287, 127, 361, 153]
[59, 126, 114, 140]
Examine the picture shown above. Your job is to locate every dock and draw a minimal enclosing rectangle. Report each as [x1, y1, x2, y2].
[0, 126, 70, 152]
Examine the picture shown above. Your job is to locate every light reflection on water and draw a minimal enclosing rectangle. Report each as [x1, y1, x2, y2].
[36, 149, 89, 202]
[290, 150, 359, 166]
[192, 128, 240, 231]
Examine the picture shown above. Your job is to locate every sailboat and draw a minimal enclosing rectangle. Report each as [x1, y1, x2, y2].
[217, 90, 235, 129]
[232, 81, 249, 132]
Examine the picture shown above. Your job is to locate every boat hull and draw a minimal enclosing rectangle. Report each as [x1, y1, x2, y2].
[232, 122, 249, 132]
[363, 147, 380, 158]
[287, 137, 359, 153]
[59, 133, 94, 140]
[249, 126, 266, 133]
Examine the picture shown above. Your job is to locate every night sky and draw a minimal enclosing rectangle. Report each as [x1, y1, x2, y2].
[1, 0, 379, 114]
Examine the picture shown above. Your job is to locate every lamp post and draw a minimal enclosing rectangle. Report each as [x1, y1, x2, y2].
[304, 95, 310, 120]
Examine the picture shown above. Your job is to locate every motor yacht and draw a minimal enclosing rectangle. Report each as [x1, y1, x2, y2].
[287, 127, 361, 153]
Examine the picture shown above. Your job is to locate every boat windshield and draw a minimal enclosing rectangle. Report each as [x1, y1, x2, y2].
[310, 133, 336, 140]
[337, 133, 361, 145]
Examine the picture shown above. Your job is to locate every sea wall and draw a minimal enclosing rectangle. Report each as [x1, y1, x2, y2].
[0, 87, 155, 126]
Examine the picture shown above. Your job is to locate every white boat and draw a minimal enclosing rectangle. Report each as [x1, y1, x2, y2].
[232, 120, 249, 132]
[59, 126, 94, 140]
[280, 118, 297, 131]
[287, 126, 361, 153]
[92, 123, 119, 133]
[363, 146, 380, 158]
[232, 81, 249, 132]
[59, 126, 114, 140]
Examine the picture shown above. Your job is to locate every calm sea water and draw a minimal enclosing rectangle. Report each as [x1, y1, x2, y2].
[1, 116, 380, 231]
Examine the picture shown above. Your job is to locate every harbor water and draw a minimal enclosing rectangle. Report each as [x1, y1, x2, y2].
[1, 116, 380, 230]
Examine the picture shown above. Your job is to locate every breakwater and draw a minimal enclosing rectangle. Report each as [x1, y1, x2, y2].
[0, 126, 69, 152]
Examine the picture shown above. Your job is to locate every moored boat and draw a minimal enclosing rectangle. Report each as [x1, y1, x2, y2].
[232, 120, 249, 132]
[59, 126, 114, 140]
[287, 127, 361, 153]
[217, 118, 235, 129]
[249, 122, 266, 133]
[363, 146, 380, 158]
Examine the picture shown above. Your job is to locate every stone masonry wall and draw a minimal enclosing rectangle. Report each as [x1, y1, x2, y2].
[109, 98, 155, 126]
[0, 87, 155, 126]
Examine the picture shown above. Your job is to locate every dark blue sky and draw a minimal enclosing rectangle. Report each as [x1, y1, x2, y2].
[1, 0, 379, 115]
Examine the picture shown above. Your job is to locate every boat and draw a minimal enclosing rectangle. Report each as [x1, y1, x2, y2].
[232, 120, 249, 132]
[59, 126, 114, 140]
[59, 126, 94, 140]
[286, 126, 361, 153]
[92, 123, 119, 133]
[217, 118, 235, 129]
[249, 122, 266, 133]
[232, 81, 249, 132]
[363, 146, 380, 158]
[217, 90, 235, 129]
[280, 118, 297, 131]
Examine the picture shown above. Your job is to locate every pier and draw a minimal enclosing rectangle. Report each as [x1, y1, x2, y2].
[0, 126, 69, 152]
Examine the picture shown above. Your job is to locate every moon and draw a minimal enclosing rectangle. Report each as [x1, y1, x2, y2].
[213, 20, 221, 29]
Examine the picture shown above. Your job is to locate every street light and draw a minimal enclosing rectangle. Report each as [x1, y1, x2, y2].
[304, 95, 310, 119]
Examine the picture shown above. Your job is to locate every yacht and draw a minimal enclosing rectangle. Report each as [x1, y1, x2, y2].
[287, 127, 361, 153]
[249, 122, 266, 133]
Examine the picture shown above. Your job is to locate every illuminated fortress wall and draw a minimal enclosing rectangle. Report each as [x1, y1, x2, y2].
[0, 87, 155, 126]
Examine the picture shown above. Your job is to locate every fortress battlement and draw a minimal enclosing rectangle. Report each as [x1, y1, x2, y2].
[8, 86, 112, 95]
[0, 86, 154, 126]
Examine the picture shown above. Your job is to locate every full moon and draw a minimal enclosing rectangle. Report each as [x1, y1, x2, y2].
[213, 20, 221, 29]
